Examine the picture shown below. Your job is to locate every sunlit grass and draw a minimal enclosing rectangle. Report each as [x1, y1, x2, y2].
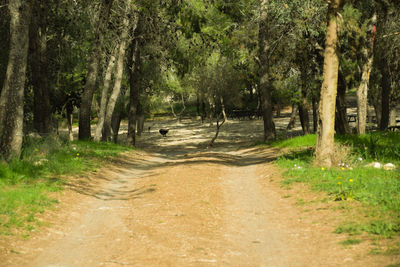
[270, 132, 400, 238]
[0, 136, 132, 236]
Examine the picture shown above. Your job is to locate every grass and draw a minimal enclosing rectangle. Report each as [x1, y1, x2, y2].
[0, 135, 132, 236]
[270, 131, 400, 238]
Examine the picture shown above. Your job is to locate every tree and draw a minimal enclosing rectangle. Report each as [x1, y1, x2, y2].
[29, 1, 54, 135]
[258, 0, 276, 141]
[0, 0, 33, 160]
[78, 0, 113, 140]
[315, 0, 343, 167]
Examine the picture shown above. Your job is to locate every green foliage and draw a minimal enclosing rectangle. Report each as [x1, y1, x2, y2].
[0, 136, 131, 236]
[271, 132, 400, 237]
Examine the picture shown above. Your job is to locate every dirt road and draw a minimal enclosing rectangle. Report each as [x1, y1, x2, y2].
[1, 119, 396, 266]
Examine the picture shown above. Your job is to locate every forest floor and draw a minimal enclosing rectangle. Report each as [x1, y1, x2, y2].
[1, 116, 398, 266]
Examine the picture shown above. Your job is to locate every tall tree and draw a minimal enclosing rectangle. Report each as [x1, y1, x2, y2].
[258, 0, 276, 141]
[315, 0, 343, 167]
[103, 5, 134, 141]
[29, 1, 53, 135]
[0, 0, 33, 160]
[78, 0, 113, 140]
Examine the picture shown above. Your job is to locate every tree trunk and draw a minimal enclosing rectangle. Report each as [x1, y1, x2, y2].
[78, 0, 113, 140]
[299, 64, 310, 135]
[335, 69, 350, 134]
[111, 108, 121, 143]
[94, 45, 118, 141]
[380, 60, 390, 130]
[315, 0, 342, 167]
[259, 0, 275, 141]
[220, 96, 228, 121]
[66, 103, 74, 141]
[127, 18, 142, 146]
[286, 104, 298, 131]
[30, 1, 53, 135]
[0, 0, 32, 161]
[312, 93, 318, 133]
[102, 12, 131, 142]
[357, 14, 376, 135]
[389, 103, 397, 126]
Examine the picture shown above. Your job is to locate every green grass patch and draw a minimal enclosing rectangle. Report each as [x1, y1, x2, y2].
[0, 136, 132, 236]
[339, 238, 363, 246]
[270, 132, 400, 238]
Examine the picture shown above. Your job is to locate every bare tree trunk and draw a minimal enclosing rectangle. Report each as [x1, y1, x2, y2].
[0, 0, 32, 161]
[335, 69, 351, 134]
[389, 103, 397, 126]
[209, 117, 225, 147]
[66, 104, 74, 141]
[102, 11, 132, 142]
[299, 65, 310, 135]
[357, 14, 376, 135]
[380, 61, 390, 130]
[94, 45, 118, 141]
[111, 108, 121, 143]
[312, 93, 318, 133]
[315, 0, 342, 167]
[30, 1, 53, 135]
[78, 0, 113, 140]
[259, 0, 276, 141]
[127, 17, 142, 146]
[220, 96, 228, 121]
[286, 104, 298, 131]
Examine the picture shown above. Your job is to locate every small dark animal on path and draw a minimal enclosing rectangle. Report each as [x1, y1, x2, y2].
[159, 129, 169, 137]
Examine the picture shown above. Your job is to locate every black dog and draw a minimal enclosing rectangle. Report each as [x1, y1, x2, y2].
[159, 129, 169, 137]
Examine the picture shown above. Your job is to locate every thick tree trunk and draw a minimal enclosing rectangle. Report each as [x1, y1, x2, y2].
[259, 0, 275, 141]
[315, 0, 342, 167]
[0, 0, 32, 161]
[335, 69, 350, 134]
[30, 2, 53, 135]
[66, 103, 74, 141]
[111, 108, 121, 143]
[78, 0, 113, 140]
[94, 45, 118, 141]
[102, 13, 131, 142]
[357, 14, 376, 135]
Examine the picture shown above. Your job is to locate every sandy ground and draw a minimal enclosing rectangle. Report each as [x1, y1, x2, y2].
[1, 117, 399, 266]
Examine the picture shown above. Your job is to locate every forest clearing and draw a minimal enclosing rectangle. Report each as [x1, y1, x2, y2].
[1, 0, 400, 266]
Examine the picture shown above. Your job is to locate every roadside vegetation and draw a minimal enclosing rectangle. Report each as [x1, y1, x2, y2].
[270, 131, 400, 243]
[0, 136, 131, 237]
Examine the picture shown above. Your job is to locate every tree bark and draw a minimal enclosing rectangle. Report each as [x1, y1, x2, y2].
[298, 52, 310, 135]
[0, 0, 32, 161]
[94, 45, 118, 141]
[356, 14, 376, 135]
[335, 69, 350, 134]
[30, 1, 53, 135]
[127, 18, 142, 146]
[102, 12, 132, 142]
[258, 0, 275, 141]
[287, 104, 298, 131]
[78, 0, 113, 140]
[380, 60, 390, 130]
[315, 0, 342, 167]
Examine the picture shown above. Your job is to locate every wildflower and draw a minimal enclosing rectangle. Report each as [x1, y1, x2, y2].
[338, 181, 342, 185]
[341, 167, 345, 170]
[358, 157, 363, 162]
[321, 167, 325, 171]
[349, 179, 353, 183]
[77, 153, 80, 156]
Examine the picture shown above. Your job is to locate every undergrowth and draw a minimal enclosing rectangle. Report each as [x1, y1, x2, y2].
[0, 135, 131, 237]
[270, 132, 400, 238]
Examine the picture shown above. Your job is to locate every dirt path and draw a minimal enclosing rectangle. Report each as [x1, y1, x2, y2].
[1, 119, 397, 266]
